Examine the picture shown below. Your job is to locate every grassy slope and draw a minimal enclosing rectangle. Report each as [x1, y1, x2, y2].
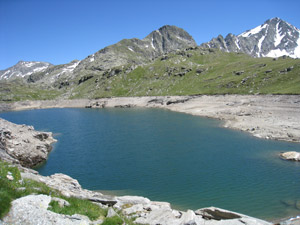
[71, 49, 300, 98]
[0, 160, 140, 224]
[1, 49, 299, 101]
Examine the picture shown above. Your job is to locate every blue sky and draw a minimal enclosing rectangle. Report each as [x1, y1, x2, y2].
[1, 0, 300, 70]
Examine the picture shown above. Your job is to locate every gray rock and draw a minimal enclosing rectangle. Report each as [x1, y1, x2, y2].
[51, 197, 70, 207]
[107, 207, 117, 218]
[280, 151, 300, 161]
[3, 195, 91, 225]
[0, 118, 57, 168]
[6, 174, 14, 181]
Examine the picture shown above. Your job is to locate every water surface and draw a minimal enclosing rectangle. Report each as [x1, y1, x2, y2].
[1, 108, 300, 220]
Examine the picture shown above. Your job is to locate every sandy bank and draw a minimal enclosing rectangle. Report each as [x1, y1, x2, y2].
[1, 95, 299, 143]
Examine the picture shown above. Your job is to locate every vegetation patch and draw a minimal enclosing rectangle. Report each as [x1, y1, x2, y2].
[0, 160, 105, 221]
[48, 196, 107, 221]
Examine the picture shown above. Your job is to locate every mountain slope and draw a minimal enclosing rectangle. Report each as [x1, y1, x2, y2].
[74, 25, 197, 72]
[0, 61, 52, 80]
[201, 18, 300, 58]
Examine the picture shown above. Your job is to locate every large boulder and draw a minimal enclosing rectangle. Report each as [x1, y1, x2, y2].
[0, 118, 56, 168]
[3, 195, 91, 225]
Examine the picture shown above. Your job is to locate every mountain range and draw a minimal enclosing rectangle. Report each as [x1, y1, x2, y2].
[0, 17, 299, 101]
[201, 17, 300, 58]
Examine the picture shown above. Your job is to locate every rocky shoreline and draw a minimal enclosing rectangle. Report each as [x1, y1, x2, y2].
[1, 95, 300, 143]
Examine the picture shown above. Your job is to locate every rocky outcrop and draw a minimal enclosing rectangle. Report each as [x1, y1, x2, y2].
[0, 118, 56, 167]
[20, 172, 117, 206]
[116, 199, 271, 225]
[12, 172, 271, 225]
[280, 151, 300, 161]
[2, 195, 99, 225]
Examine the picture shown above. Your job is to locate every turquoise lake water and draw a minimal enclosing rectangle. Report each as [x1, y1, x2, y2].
[1, 108, 300, 221]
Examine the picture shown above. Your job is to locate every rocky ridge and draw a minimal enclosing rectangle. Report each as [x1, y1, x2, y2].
[202, 17, 300, 58]
[0, 25, 196, 84]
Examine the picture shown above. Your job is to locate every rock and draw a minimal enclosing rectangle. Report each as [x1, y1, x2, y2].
[280, 151, 300, 161]
[34, 133, 49, 141]
[265, 69, 272, 73]
[78, 75, 93, 85]
[6, 174, 14, 180]
[51, 197, 70, 207]
[0, 118, 57, 168]
[123, 204, 144, 215]
[116, 196, 151, 207]
[280, 199, 295, 207]
[195, 207, 241, 220]
[3, 195, 91, 225]
[107, 207, 117, 217]
[147, 98, 165, 105]
[295, 200, 300, 210]
[234, 71, 244, 75]
[16, 187, 26, 191]
[114, 104, 134, 108]
[196, 68, 205, 74]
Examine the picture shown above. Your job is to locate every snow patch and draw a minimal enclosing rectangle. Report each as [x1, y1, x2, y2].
[128, 47, 134, 52]
[176, 36, 186, 42]
[234, 39, 241, 50]
[55, 60, 81, 78]
[89, 54, 95, 62]
[0, 70, 11, 79]
[151, 38, 155, 49]
[274, 23, 285, 47]
[257, 35, 265, 55]
[33, 66, 48, 73]
[239, 24, 267, 38]
[265, 48, 289, 58]
[24, 62, 37, 67]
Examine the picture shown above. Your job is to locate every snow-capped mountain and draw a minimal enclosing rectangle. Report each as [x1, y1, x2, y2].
[0, 61, 52, 80]
[201, 17, 300, 58]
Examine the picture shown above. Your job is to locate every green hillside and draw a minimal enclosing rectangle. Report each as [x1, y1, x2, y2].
[1, 48, 299, 102]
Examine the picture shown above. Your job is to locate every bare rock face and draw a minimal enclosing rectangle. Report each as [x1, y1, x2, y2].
[0, 118, 57, 168]
[280, 151, 300, 161]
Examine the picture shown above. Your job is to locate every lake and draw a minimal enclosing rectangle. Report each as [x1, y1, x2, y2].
[1, 107, 300, 221]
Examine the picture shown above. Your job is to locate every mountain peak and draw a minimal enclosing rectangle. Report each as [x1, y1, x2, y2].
[0, 61, 52, 80]
[144, 25, 196, 54]
[202, 18, 300, 58]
